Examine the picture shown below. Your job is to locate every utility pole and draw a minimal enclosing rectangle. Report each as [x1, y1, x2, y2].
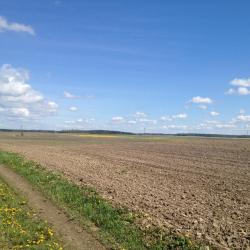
[20, 125, 24, 137]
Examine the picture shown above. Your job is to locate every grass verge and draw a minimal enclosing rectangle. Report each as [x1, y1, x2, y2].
[0, 150, 202, 250]
[0, 177, 62, 249]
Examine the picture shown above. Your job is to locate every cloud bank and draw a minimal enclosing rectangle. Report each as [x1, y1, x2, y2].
[0, 16, 35, 35]
[226, 78, 250, 95]
[0, 64, 58, 120]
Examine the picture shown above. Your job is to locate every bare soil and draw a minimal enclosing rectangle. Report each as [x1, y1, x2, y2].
[0, 163, 105, 250]
[0, 132, 249, 249]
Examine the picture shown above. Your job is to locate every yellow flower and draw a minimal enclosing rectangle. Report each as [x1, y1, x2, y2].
[48, 228, 54, 237]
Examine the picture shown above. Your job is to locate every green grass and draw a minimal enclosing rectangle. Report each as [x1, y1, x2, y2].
[0, 177, 62, 249]
[0, 150, 202, 250]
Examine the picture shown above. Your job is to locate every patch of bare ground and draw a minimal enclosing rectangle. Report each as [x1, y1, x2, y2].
[0, 132, 249, 249]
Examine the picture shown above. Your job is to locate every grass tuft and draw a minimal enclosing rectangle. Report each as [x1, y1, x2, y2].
[0, 150, 203, 250]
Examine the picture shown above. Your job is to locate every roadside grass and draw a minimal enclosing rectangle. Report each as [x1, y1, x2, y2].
[0, 150, 202, 250]
[0, 177, 62, 250]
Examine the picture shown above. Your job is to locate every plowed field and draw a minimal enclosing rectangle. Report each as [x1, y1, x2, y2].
[0, 133, 249, 249]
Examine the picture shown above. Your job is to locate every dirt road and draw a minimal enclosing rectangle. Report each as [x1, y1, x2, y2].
[0, 163, 105, 250]
[0, 133, 249, 249]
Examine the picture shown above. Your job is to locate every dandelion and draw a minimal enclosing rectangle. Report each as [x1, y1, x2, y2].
[48, 228, 54, 237]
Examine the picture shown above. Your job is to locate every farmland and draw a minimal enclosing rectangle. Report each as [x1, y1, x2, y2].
[0, 132, 249, 249]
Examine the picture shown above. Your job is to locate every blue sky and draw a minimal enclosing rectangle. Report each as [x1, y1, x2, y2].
[0, 0, 250, 134]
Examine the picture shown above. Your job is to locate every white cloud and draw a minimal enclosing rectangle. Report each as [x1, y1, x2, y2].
[210, 111, 220, 116]
[226, 78, 250, 96]
[0, 80, 30, 96]
[161, 113, 187, 122]
[194, 123, 213, 130]
[231, 78, 250, 87]
[0, 64, 31, 95]
[172, 113, 188, 119]
[160, 116, 173, 122]
[47, 101, 58, 113]
[0, 91, 43, 103]
[0, 64, 43, 104]
[237, 115, 250, 122]
[194, 120, 238, 131]
[63, 117, 94, 130]
[63, 91, 76, 99]
[112, 116, 125, 123]
[63, 91, 95, 100]
[138, 118, 157, 124]
[190, 96, 213, 104]
[163, 125, 188, 130]
[215, 124, 235, 129]
[0, 64, 58, 120]
[132, 112, 157, 124]
[225, 87, 250, 95]
[11, 108, 30, 117]
[238, 87, 250, 95]
[0, 16, 35, 35]
[134, 112, 147, 118]
[78, 118, 93, 124]
[69, 106, 77, 111]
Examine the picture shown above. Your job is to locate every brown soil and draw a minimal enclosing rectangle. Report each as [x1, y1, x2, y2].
[0, 132, 249, 249]
[0, 163, 105, 250]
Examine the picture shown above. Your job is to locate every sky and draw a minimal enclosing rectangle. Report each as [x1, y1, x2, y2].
[0, 0, 250, 134]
